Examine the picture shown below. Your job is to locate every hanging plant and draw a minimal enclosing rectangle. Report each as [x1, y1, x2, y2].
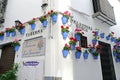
[48, 10, 58, 23]
[61, 25, 69, 39]
[62, 44, 71, 58]
[69, 37, 77, 50]
[11, 39, 20, 51]
[61, 11, 71, 25]
[39, 16, 48, 27]
[0, 31, 4, 41]
[92, 31, 99, 45]
[28, 18, 36, 30]
[16, 23, 25, 35]
[74, 28, 84, 41]
[9, 27, 16, 37]
[5, 28, 11, 37]
[75, 46, 82, 59]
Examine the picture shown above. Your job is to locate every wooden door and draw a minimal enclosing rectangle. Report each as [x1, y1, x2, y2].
[0, 44, 15, 75]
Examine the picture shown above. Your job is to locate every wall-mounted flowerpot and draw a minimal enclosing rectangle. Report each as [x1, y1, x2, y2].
[106, 36, 110, 40]
[92, 39, 97, 45]
[83, 52, 89, 59]
[62, 32, 68, 39]
[93, 55, 98, 60]
[111, 37, 115, 42]
[70, 44, 75, 50]
[31, 23, 36, 30]
[6, 32, 10, 37]
[14, 45, 20, 51]
[113, 51, 117, 57]
[51, 14, 58, 23]
[75, 34, 80, 41]
[42, 21, 48, 27]
[100, 33, 104, 38]
[62, 50, 69, 58]
[11, 31, 16, 37]
[115, 58, 120, 62]
[95, 31, 99, 36]
[61, 16, 68, 25]
[75, 51, 81, 59]
[0, 36, 4, 41]
[20, 28, 25, 35]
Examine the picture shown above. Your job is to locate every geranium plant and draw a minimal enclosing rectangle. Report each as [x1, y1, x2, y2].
[63, 44, 71, 50]
[75, 28, 84, 36]
[48, 10, 58, 17]
[69, 37, 77, 45]
[6, 28, 11, 32]
[9, 27, 16, 33]
[0, 31, 4, 36]
[61, 25, 69, 33]
[39, 16, 47, 23]
[62, 11, 71, 19]
[28, 18, 36, 25]
[76, 46, 81, 52]
[11, 39, 20, 47]
[16, 23, 25, 30]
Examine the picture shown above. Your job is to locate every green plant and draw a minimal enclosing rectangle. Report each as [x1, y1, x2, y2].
[28, 18, 36, 25]
[62, 11, 71, 19]
[0, 63, 18, 80]
[76, 46, 81, 52]
[11, 39, 20, 47]
[63, 44, 70, 50]
[75, 28, 84, 36]
[84, 50, 88, 53]
[9, 27, 16, 33]
[16, 23, 25, 30]
[69, 37, 77, 45]
[61, 25, 69, 33]
[48, 10, 58, 17]
[93, 51, 99, 56]
[39, 16, 47, 23]
[0, 32, 4, 36]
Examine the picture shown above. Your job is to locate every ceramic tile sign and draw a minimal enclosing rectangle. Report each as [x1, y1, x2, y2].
[22, 37, 45, 58]
[23, 61, 39, 66]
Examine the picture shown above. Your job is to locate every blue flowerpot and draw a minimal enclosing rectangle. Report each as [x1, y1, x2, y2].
[95, 31, 99, 36]
[83, 52, 89, 59]
[93, 56, 98, 60]
[31, 24, 36, 30]
[20, 28, 25, 35]
[92, 39, 97, 45]
[14, 45, 20, 51]
[100, 33, 104, 38]
[6, 32, 10, 37]
[61, 16, 68, 25]
[75, 34, 80, 41]
[11, 31, 16, 37]
[115, 58, 120, 62]
[62, 32, 68, 39]
[113, 51, 117, 57]
[75, 51, 81, 59]
[111, 37, 114, 42]
[0, 36, 4, 41]
[106, 36, 110, 40]
[42, 21, 48, 27]
[71, 44, 75, 50]
[51, 14, 58, 23]
[62, 50, 69, 58]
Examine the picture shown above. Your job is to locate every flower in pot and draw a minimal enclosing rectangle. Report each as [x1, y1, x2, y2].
[83, 49, 89, 60]
[69, 37, 77, 50]
[0, 31, 4, 40]
[16, 23, 25, 35]
[62, 43, 71, 58]
[11, 39, 20, 51]
[75, 46, 82, 59]
[61, 11, 71, 24]
[9, 27, 16, 37]
[92, 51, 99, 60]
[75, 28, 84, 41]
[39, 16, 48, 27]
[28, 18, 36, 30]
[5, 28, 11, 37]
[48, 10, 58, 23]
[61, 25, 69, 39]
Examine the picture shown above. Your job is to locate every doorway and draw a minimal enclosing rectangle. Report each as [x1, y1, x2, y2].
[99, 41, 116, 80]
[0, 44, 15, 75]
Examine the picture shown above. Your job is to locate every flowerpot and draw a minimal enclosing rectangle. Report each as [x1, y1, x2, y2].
[83, 52, 89, 59]
[75, 34, 80, 41]
[100, 33, 104, 38]
[51, 14, 58, 23]
[62, 50, 69, 58]
[31, 23, 36, 30]
[20, 28, 25, 35]
[75, 51, 81, 59]
[111, 37, 114, 42]
[115, 58, 120, 62]
[106, 36, 110, 40]
[0, 36, 4, 41]
[92, 39, 97, 45]
[62, 32, 68, 39]
[11, 31, 16, 37]
[95, 31, 99, 36]
[70, 44, 75, 50]
[14, 45, 20, 51]
[113, 52, 117, 57]
[42, 21, 48, 27]
[93, 55, 98, 60]
[61, 16, 68, 25]
[6, 32, 10, 37]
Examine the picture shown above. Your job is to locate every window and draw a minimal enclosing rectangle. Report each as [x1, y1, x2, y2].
[79, 36, 88, 48]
